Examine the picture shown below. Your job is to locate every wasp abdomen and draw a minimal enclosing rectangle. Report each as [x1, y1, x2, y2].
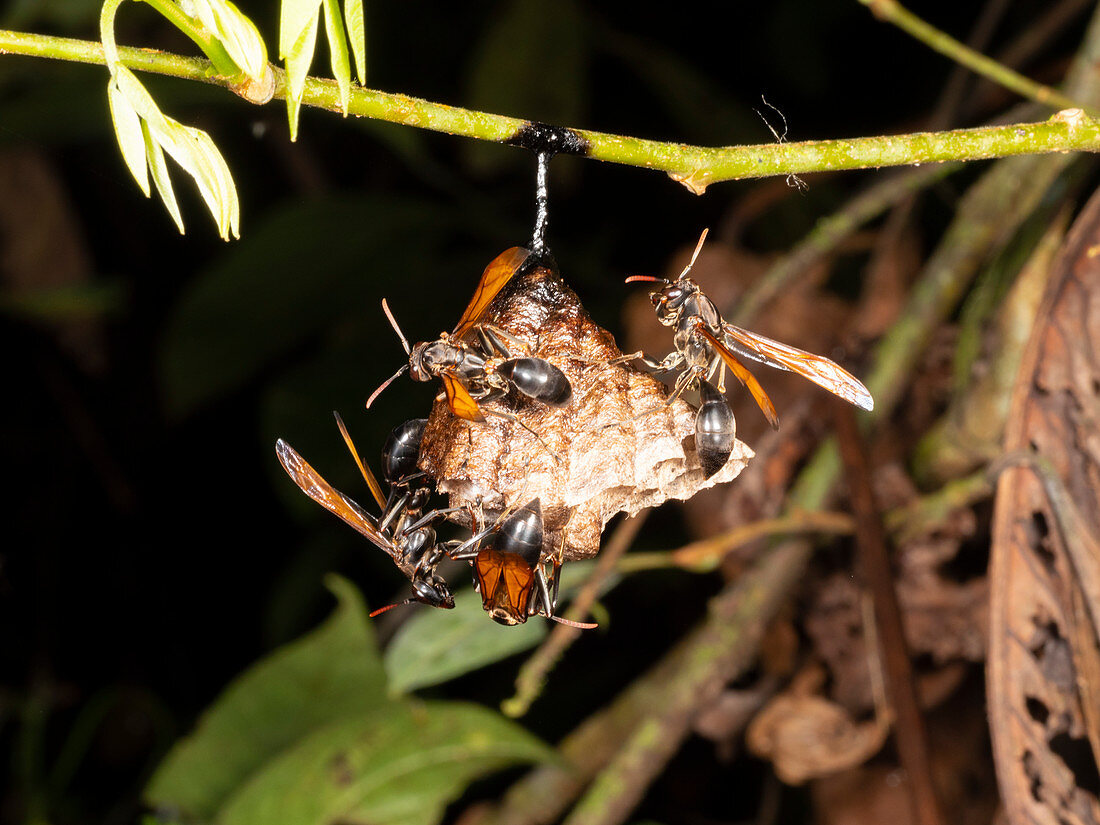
[498, 358, 572, 407]
[695, 380, 735, 478]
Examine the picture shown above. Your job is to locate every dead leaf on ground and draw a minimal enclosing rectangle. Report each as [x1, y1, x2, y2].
[989, 187, 1100, 825]
[812, 682, 999, 825]
[746, 663, 890, 785]
[804, 478, 987, 715]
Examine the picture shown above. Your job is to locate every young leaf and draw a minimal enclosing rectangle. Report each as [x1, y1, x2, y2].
[144, 576, 388, 820]
[107, 80, 150, 197]
[281, 5, 321, 140]
[344, 0, 366, 84]
[142, 121, 184, 233]
[104, 65, 240, 238]
[185, 0, 269, 81]
[321, 0, 351, 113]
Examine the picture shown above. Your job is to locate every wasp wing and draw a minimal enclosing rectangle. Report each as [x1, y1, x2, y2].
[474, 547, 534, 622]
[696, 324, 780, 429]
[453, 247, 530, 337]
[500, 553, 536, 617]
[443, 375, 485, 422]
[275, 439, 397, 559]
[720, 324, 874, 412]
[333, 412, 386, 511]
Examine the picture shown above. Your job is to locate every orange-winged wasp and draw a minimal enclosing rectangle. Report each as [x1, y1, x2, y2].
[625, 230, 874, 476]
[367, 247, 572, 423]
[276, 415, 465, 615]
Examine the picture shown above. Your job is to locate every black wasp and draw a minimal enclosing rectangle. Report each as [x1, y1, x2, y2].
[367, 247, 572, 424]
[625, 230, 874, 477]
[276, 414, 464, 615]
[449, 499, 595, 629]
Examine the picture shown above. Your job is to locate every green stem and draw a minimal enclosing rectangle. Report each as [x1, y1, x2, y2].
[860, 0, 1092, 116]
[2, 29, 1099, 188]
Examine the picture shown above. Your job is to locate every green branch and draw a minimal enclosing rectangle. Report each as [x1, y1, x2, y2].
[2, 29, 1099, 190]
[861, 0, 1092, 116]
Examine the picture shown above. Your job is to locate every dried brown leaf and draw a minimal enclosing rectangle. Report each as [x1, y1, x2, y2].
[989, 187, 1100, 825]
[746, 664, 890, 785]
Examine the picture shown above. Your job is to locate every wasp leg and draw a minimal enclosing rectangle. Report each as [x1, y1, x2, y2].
[533, 563, 556, 618]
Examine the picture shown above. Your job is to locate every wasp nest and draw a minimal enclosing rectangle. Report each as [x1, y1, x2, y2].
[419, 254, 752, 560]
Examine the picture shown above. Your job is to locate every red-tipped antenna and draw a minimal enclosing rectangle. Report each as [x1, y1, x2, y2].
[367, 298, 414, 409]
[366, 364, 408, 409]
[679, 227, 708, 279]
[369, 599, 416, 618]
[547, 614, 598, 630]
[381, 298, 412, 355]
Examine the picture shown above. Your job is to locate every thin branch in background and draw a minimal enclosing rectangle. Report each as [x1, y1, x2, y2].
[504, 511, 649, 718]
[927, 0, 1012, 130]
[731, 162, 960, 325]
[860, 0, 1094, 116]
[990, 0, 1095, 89]
[834, 401, 945, 825]
[620, 510, 856, 574]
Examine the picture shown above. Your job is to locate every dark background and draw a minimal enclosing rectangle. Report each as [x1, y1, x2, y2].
[0, 1, 1078, 822]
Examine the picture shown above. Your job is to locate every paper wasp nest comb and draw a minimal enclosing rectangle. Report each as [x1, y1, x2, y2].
[419, 251, 752, 560]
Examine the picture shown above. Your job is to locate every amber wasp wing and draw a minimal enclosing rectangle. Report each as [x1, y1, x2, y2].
[452, 246, 530, 338]
[719, 323, 874, 412]
[275, 439, 397, 559]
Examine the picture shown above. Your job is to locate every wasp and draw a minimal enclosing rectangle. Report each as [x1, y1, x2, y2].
[448, 499, 595, 628]
[367, 247, 572, 423]
[625, 230, 874, 477]
[275, 415, 465, 615]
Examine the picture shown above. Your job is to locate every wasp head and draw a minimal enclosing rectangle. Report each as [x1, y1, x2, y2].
[409, 339, 456, 382]
[411, 574, 454, 610]
[650, 278, 700, 326]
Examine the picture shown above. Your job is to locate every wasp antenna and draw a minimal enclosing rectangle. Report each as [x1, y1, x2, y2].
[365, 363, 409, 409]
[381, 298, 412, 355]
[548, 614, 598, 630]
[679, 228, 709, 280]
[369, 599, 415, 618]
[624, 275, 667, 284]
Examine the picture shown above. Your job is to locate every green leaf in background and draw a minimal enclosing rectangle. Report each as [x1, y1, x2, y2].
[463, 0, 587, 174]
[386, 588, 548, 695]
[145, 575, 554, 825]
[144, 576, 387, 819]
[158, 196, 457, 418]
[385, 561, 610, 694]
[217, 702, 554, 825]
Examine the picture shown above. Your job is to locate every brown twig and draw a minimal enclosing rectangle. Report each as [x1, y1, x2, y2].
[504, 511, 649, 718]
[834, 402, 945, 825]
